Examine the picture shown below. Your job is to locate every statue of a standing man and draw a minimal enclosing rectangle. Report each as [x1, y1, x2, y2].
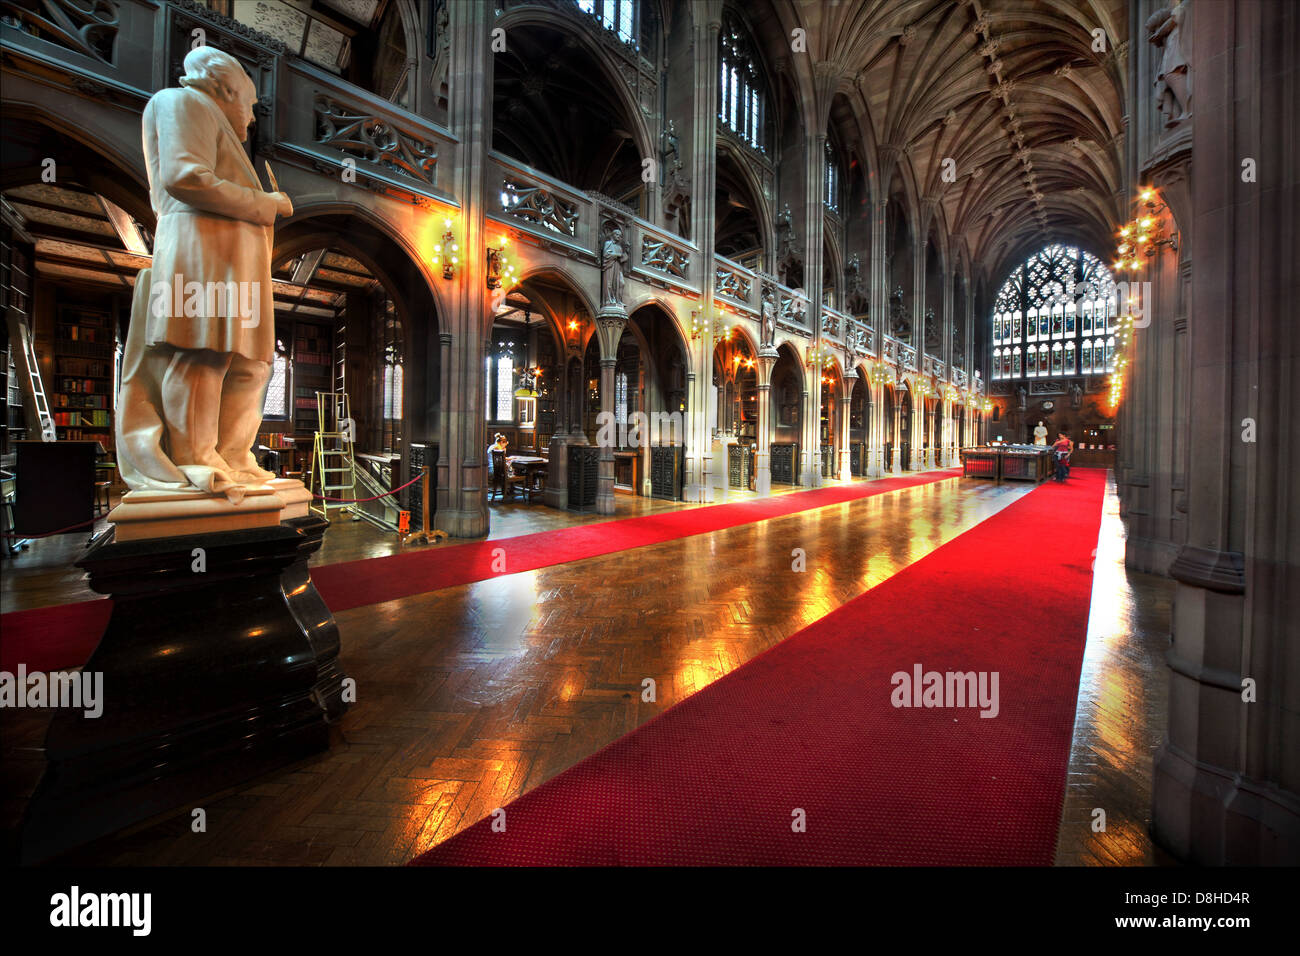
[117, 46, 294, 498]
[601, 227, 627, 307]
[1146, 0, 1190, 127]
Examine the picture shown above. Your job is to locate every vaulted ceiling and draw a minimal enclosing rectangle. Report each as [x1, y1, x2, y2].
[757, 0, 1128, 290]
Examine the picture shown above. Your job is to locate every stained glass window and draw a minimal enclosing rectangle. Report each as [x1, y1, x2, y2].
[989, 245, 1116, 379]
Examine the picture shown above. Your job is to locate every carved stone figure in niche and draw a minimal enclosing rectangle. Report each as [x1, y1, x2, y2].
[1070, 381, 1083, 408]
[844, 253, 868, 314]
[889, 286, 910, 340]
[601, 225, 629, 307]
[775, 203, 803, 288]
[117, 46, 294, 498]
[924, 307, 939, 350]
[760, 284, 776, 346]
[1017, 385, 1028, 410]
[660, 120, 692, 239]
[662, 120, 681, 174]
[1146, 0, 1190, 128]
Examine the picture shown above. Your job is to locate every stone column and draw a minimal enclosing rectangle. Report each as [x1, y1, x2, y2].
[867, 377, 885, 477]
[839, 369, 854, 480]
[755, 345, 777, 495]
[683, 10, 721, 503]
[439, 0, 492, 537]
[890, 389, 903, 474]
[594, 313, 626, 515]
[1151, 0, 1300, 864]
[908, 391, 922, 471]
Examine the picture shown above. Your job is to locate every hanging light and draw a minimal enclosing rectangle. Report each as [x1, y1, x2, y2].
[514, 310, 538, 399]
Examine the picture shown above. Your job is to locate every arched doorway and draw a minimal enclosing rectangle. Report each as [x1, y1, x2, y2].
[712, 328, 757, 490]
[769, 343, 804, 485]
[899, 383, 914, 471]
[849, 371, 872, 476]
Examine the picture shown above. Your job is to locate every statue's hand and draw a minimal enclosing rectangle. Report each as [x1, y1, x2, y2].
[272, 191, 294, 218]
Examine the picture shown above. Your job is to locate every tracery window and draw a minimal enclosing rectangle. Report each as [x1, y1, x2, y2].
[989, 245, 1117, 380]
[718, 13, 766, 151]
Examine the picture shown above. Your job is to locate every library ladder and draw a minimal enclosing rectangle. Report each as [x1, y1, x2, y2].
[308, 390, 357, 520]
[6, 314, 55, 441]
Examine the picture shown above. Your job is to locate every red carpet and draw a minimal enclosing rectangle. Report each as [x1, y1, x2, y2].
[410, 468, 1107, 866]
[1, 469, 958, 673]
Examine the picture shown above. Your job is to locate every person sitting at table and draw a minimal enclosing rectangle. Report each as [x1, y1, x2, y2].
[486, 433, 508, 476]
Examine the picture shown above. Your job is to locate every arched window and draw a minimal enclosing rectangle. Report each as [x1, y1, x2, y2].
[989, 244, 1116, 380]
[576, 0, 637, 46]
[719, 13, 766, 152]
[381, 302, 404, 452]
[824, 142, 840, 212]
[263, 336, 289, 419]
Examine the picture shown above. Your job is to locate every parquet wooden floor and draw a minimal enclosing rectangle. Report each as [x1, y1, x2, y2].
[2, 472, 1174, 865]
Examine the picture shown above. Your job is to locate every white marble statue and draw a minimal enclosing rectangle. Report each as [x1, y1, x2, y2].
[1033, 420, 1048, 445]
[117, 46, 294, 498]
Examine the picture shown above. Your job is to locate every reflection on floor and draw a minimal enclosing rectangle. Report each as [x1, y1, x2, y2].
[1053, 472, 1178, 865]
[0, 472, 901, 612]
[1, 470, 1177, 866]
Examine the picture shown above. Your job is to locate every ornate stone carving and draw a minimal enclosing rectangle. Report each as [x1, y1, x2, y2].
[170, 0, 286, 53]
[640, 236, 689, 279]
[715, 267, 751, 302]
[502, 181, 578, 236]
[3, 0, 120, 63]
[315, 97, 437, 185]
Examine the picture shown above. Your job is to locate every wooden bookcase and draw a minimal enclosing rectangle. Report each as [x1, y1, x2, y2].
[53, 305, 115, 450]
[291, 319, 332, 435]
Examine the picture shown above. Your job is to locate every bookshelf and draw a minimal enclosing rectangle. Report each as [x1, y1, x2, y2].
[291, 319, 331, 435]
[53, 306, 116, 448]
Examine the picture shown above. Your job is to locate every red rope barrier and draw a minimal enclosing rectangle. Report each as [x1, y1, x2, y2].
[311, 473, 423, 503]
[2, 516, 100, 540]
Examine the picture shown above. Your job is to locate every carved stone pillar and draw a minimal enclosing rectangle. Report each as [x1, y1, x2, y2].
[594, 312, 626, 515]
[755, 345, 777, 495]
[1151, 0, 1300, 864]
[839, 369, 855, 480]
[867, 378, 885, 477]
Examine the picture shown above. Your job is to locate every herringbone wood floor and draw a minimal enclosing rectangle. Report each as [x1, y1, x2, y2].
[3, 472, 1173, 865]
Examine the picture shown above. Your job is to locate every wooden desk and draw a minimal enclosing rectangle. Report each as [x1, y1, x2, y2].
[507, 455, 548, 502]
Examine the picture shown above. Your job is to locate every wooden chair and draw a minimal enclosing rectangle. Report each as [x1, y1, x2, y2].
[489, 450, 525, 501]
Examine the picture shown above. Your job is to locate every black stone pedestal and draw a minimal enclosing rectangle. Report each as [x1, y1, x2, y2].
[21, 515, 349, 863]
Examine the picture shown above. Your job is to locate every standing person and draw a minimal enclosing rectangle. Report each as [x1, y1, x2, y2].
[1052, 429, 1074, 482]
